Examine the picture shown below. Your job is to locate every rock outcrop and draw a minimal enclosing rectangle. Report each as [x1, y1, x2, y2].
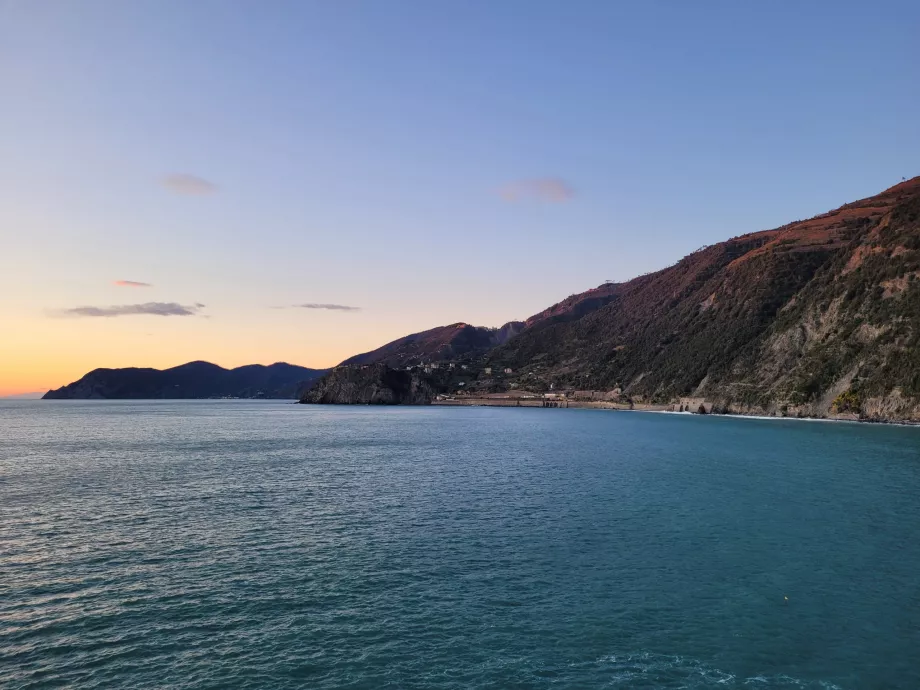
[300, 364, 438, 405]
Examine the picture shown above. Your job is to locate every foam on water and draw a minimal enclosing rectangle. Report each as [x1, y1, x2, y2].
[647, 409, 920, 428]
[595, 653, 843, 689]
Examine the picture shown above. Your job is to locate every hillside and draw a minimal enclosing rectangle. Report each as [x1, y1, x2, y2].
[43, 361, 327, 400]
[340, 321, 523, 367]
[304, 176, 920, 421]
[485, 177, 920, 420]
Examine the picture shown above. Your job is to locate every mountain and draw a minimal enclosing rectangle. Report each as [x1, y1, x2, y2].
[486, 176, 920, 420]
[308, 176, 920, 421]
[43, 361, 327, 400]
[340, 321, 524, 368]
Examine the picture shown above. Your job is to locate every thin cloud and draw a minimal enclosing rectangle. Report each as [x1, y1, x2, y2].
[54, 302, 207, 318]
[162, 174, 217, 195]
[277, 303, 361, 312]
[498, 178, 575, 202]
[113, 280, 152, 288]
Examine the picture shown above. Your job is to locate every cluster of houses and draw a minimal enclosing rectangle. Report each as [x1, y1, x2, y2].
[404, 362, 515, 376]
[405, 362, 471, 374]
[342, 360, 629, 403]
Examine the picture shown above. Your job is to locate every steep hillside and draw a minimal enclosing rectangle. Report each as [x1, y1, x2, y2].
[341, 321, 524, 367]
[43, 361, 327, 399]
[487, 177, 920, 420]
[523, 282, 621, 329]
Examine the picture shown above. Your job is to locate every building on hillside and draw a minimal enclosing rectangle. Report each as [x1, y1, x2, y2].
[484, 367, 492, 375]
[504, 368, 513, 374]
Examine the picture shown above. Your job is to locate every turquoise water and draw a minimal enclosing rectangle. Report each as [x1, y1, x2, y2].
[1, 401, 919, 689]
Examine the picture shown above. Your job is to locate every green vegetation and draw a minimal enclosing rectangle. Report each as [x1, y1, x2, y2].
[831, 390, 861, 414]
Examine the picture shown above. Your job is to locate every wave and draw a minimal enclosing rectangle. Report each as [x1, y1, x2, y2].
[595, 652, 843, 689]
[642, 409, 920, 429]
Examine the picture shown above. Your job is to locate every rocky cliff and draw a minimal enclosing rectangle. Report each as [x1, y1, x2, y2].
[300, 364, 438, 405]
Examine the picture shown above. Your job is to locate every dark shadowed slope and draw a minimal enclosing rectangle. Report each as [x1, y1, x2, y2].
[43, 361, 327, 399]
[340, 322, 524, 368]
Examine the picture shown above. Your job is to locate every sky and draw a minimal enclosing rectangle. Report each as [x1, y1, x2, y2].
[1, 0, 918, 395]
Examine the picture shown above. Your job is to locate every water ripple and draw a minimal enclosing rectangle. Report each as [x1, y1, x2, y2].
[2, 401, 919, 688]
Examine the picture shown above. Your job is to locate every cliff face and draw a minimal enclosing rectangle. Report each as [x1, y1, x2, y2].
[300, 364, 437, 405]
[43, 362, 326, 399]
[487, 177, 920, 421]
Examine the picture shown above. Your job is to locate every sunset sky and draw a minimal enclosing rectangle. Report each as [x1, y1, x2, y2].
[2, 1, 918, 396]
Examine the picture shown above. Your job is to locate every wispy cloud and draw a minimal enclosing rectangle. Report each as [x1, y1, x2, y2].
[498, 178, 575, 202]
[274, 303, 361, 312]
[297, 303, 361, 311]
[53, 302, 207, 318]
[113, 280, 152, 288]
[162, 174, 217, 196]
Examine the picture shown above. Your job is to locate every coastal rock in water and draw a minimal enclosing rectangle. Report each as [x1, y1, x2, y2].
[300, 364, 436, 405]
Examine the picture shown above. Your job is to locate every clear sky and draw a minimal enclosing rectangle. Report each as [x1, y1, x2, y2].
[2, 0, 918, 395]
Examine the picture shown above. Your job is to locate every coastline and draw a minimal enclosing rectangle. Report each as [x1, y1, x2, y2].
[431, 397, 920, 427]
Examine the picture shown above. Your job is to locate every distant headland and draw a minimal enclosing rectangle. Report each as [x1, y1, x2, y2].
[42, 361, 326, 400]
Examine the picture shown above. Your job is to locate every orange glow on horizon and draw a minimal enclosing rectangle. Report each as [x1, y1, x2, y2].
[0, 308, 451, 396]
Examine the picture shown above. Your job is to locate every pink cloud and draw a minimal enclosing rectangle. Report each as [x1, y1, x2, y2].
[162, 174, 217, 195]
[498, 178, 575, 202]
[114, 280, 152, 288]
[53, 302, 206, 318]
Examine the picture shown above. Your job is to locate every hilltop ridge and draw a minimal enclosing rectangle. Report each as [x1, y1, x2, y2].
[43, 361, 326, 400]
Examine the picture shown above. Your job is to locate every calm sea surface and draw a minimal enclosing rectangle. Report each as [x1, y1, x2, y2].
[1, 401, 919, 689]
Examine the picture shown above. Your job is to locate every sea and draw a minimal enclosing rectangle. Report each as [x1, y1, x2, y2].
[1, 400, 919, 689]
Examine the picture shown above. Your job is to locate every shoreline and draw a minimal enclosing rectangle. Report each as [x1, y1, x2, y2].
[431, 398, 920, 427]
